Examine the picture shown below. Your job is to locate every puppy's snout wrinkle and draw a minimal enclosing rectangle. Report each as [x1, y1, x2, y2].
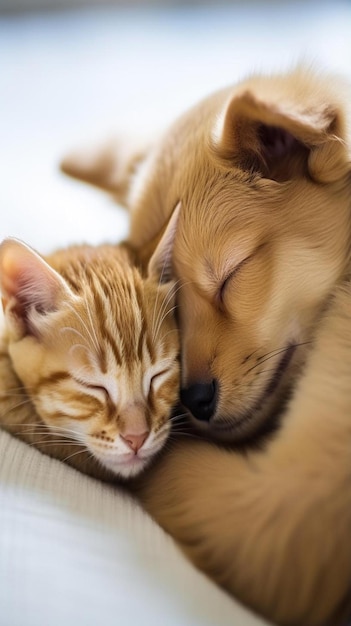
[180, 379, 218, 421]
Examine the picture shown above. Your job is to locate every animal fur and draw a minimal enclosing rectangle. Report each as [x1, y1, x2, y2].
[0, 232, 179, 481]
[61, 67, 351, 625]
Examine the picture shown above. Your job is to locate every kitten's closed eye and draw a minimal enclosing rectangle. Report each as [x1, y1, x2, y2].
[74, 378, 109, 396]
[150, 365, 175, 391]
[0, 208, 180, 482]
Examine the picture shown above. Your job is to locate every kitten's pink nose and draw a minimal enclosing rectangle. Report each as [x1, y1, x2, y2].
[121, 432, 149, 453]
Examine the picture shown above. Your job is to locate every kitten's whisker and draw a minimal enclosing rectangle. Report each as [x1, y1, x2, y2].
[65, 301, 100, 354]
[170, 413, 189, 421]
[160, 440, 175, 454]
[83, 298, 101, 355]
[0, 398, 33, 420]
[153, 304, 179, 344]
[18, 422, 82, 436]
[150, 255, 176, 342]
[60, 326, 89, 346]
[151, 279, 180, 342]
[0, 386, 30, 396]
[68, 343, 93, 360]
[13, 427, 47, 435]
[170, 421, 190, 429]
[170, 415, 190, 424]
[11, 422, 45, 429]
[152, 282, 181, 342]
[48, 430, 86, 443]
[160, 329, 179, 343]
[156, 277, 193, 338]
[156, 279, 180, 314]
[15, 424, 81, 439]
[0, 394, 30, 401]
[62, 447, 88, 464]
[153, 427, 171, 442]
[13, 423, 85, 446]
[50, 425, 84, 435]
[26, 440, 80, 447]
[1, 385, 28, 392]
[169, 430, 203, 440]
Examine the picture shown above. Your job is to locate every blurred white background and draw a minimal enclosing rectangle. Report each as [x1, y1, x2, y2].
[0, 0, 350, 253]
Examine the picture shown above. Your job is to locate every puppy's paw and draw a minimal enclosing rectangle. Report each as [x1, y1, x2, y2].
[60, 133, 153, 207]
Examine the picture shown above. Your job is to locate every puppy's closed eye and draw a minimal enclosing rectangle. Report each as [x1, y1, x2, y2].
[218, 255, 253, 305]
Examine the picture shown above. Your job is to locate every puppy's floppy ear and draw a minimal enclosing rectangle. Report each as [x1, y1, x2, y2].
[212, 71, 350, 183]
[60, 133, 153, 208]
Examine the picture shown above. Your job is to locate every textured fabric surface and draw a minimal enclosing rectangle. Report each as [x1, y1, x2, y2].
[0, 429, 267, 626]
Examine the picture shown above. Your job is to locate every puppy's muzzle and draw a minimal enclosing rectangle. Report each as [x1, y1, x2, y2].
[180, 379, 218, 422]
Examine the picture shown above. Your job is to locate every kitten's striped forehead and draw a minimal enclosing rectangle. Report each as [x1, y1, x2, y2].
[48, 246, 177, 410]
[5, 243, 179, 481]
[60, 253, 163, 372]
[87, 264, 155, 368]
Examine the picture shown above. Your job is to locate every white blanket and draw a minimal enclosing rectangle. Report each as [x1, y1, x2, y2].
[0, 428, 267, 626]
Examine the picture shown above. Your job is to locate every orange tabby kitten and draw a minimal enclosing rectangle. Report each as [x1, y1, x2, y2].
[0, 215, 179, 481]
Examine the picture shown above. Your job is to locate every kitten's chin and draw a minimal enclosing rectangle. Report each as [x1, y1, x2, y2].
[94, 452, 152, 479]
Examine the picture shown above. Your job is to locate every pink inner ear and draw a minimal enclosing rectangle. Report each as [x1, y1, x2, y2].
[0, 240, 66, 330]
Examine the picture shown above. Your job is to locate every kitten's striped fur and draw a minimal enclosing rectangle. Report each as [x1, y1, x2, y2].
[0, 225, 179, 481]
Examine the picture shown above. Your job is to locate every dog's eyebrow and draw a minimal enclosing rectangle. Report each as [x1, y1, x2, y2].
[186, 256, 220, 296]
[204, 242, 268, 288]
[203, 257, 221, 286]
[202, 257, 235, 294]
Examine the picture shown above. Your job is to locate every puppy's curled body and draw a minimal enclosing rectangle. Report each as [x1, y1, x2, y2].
[135, 281, 351, 626]
[62, 67, 351, 625]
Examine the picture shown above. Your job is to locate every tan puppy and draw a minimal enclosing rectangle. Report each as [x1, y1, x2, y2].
[62, 68, 351, 625]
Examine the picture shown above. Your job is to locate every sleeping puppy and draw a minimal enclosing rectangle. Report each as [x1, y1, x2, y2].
[62, 67, 351, 625]
[62, 68, 350, 443]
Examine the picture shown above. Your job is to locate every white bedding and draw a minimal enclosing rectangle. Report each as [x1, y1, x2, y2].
[0, 428, 268, 626]
[0, 3, 350, 625]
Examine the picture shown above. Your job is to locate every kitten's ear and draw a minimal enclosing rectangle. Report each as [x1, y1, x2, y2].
[0, 238, 73, 337]
[147, 202, 181, 284]
[212, 71, 349, 183]
[60, 133, 154, 209]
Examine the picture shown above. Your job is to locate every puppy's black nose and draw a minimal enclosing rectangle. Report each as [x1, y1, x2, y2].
[180, 380, 218, 422]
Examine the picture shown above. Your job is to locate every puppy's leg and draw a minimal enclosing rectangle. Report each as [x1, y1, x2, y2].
[136, 282, 351, 626]
[60, 133, 153, 208]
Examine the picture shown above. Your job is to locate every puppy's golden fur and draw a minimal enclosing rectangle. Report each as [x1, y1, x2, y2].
[62, 68, 351, 625]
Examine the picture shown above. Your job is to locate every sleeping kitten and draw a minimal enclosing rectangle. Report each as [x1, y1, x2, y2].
[0, 213, 179, 481]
